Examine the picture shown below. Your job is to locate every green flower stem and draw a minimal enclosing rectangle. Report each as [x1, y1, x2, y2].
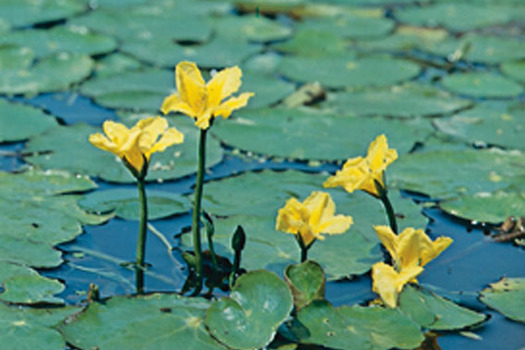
[297, 234, 311, 263]
[135, 176, 148, 294]
[191, 128, 208, 295]
[301, 247, 308, 263]
[380, 192, 398, 234]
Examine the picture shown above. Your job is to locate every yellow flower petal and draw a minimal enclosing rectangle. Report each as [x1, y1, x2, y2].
[88, 132, 118, 154]
[420, 236, 453, 267]
[161, 93, 195, 117]
[149, 127, 184, 155]
[206, 66, 242, 107]
[372, 262, 423, 308]
[212, 92, 255, 119]
[373, 225, 398, 261]
[176, 61, 206, 115]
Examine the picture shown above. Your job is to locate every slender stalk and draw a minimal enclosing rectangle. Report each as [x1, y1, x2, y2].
[135, 177, 148, 294]
[191, 128, 207, 295]
[380, 193, 398, 235]
[300, 247, 308, 263]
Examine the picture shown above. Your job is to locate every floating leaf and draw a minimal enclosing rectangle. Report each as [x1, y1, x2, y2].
[24, 119, 224, 183]
[242, 72, 296, 109]
[212, 107, 432, 160]
[501, 60, 525, 84]
[441, 72, 523, 98]
[0, 303, 79, 350]
[212, 14, 292, 43]
[480, 277, 525, 322]
[325, 84, 471, 118]
[78, 188, 191, 221]
[93, 53, 144, 77]
[355, 25, 449, 52]
[296, 300, 424, 350]
[0, 99, 58, 142]
[441, 190, 525, 224]
[273, 29, 347, 57]
[61, 294, 226, 350]
[0, 0, 85, 28]
[399, 285, 487, 330]
[0, 45, 34, 69]
[389, 149, 525, 198]
[0, 26, 117, 58]
[205, 270, 293, 350]
[284, 261, 325, 310]
[277, 55, 421, 89]
[433, 106, 525, 150]
[0, 274, 64, 305]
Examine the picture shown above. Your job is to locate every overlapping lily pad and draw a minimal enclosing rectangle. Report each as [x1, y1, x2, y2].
[389, 148, 525, 199]
[242, 72, 296, 109]
[399, 285, 487, 330]
[0, 51, 94, 95]
[0, 99, 58, 142]
[441, 72, 524, 99]
[501, 60, 525, 84]
[60, 294, 227, 350]
[182, 170, 426, 279]
[441, 190, 525, 223]
[23, 118, 224, 183]
[211, 14, 292, 43]
[273, 29, 348, 57]
[212, 107, 432, 160]
[78, 188, 191, 220]
[93, 53, 144, 77]
[355, 26, 449, 52]
[0, 303, 79, 350]
[205, 270, 293, 350]
[285, 261, 325, 310]
[296, 301, 424, 350]
[325, 84, 471, 118]
[277, 55, 421, 89]
[0, 0, 86, 28]
[480, 278, 525, 322]
[0, 26, 117, 59]
[433, 107, 525, 149]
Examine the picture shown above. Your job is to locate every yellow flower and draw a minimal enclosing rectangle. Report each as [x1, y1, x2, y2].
[324, 134, 397, 197]
[372, 262, 423, 308]
[89, 116, 184, 175]
[276, 191, 353, 247]
[374, 225, 453, 270]
[161, 61, 254, 130]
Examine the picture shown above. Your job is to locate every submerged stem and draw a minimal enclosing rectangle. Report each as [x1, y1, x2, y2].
[191, 128, 207, 295]
[135, 177, 148, 294]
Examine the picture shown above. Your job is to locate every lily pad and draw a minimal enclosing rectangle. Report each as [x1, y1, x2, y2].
[296, 300, 424, 350]
[0, 52, 94, 95]
[182, 170, 426, 279]
[441, 72, 523, 99]
[399, 285, 487, 330]
[433, 106, 525, 149]
[93, 53, 144, 77]
[205, 270, 293, 350]
[325, 84, 471, 118]
[24, 119, 224, 183]
[0, 99, 58, 142]
[273, 29, 348, 57]
[212, 107, 432, 160]
[284, 261, 325, 310]
[0, 0, 85, 28]
[501, 60, 525, 84]
[277, 55, 421, 89]
[0, 303, 79, 350]
[242, 72, 296, 109]
[60, 294, 227, 350]
[0, 26, 117, 59]
[212, 14, 292, 43]
[480, 277, 525, 322]
[0, 45, 34, 69]
[441, 190, 525, 224]
[0, 274, 64, 305]
[78, 188, 191, 221]
[394, 3, 522, 32]
[389, 148, 525, 199]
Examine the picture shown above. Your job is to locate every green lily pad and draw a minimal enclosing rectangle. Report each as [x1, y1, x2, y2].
[122, 37, 262, 69]
[212, 107, 432, 160]
[389, 148, 525, 199]
[0, 52, 94, 95]
[0, 99, 58, 142]
[24, 118, 224, 183]
[212, 14, 292, 43]
[93, 53, 144, 77]
[395, 3, 522, 32]
[428, 34, 525, 64]
[440, 190, 525, 224]
[78, 188, 191, 221]
[0, 274, 64, 305]
[433, 106, 525, 149]
[60, 294, 227, 350]
[242, 72, 296, 109]
[296, 300, 424, 350]
[0, 26, 117, 59]
[480, 277, 525, 322]
[80, 68, 173, 112]
[0, 45, 34, 69]
[182, 170, 426, 279]
[501, 60, 525, 84]
[0, 0, 85, 28]
[284, 261, 325, 310]
[0, 303, 79, 350]
[441, 72, 524, 99]
[399, 285, 487, 330]
[325, 84, 471, 118]
[205, 270, 293, 350]
[277, 55, 421, 89]
[273, 29, 348, 57]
